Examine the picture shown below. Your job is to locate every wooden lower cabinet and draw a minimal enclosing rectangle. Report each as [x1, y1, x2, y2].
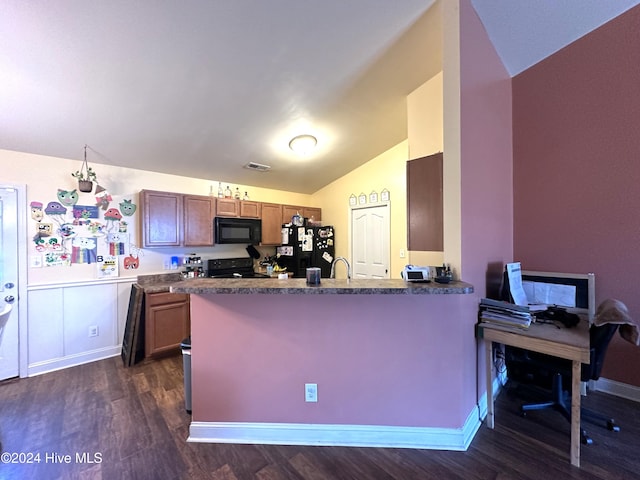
[145, 292, 190, 358]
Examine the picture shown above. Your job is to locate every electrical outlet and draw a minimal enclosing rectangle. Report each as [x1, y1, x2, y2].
[305, 383, 318, 402]
[88, 326, 99, 337]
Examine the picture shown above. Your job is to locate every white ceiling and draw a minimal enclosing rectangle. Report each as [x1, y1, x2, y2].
[1, 1, 637, 194]
[470, 0, 640, 76]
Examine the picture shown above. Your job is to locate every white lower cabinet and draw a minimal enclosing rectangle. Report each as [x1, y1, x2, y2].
[27, 280, 135, 376]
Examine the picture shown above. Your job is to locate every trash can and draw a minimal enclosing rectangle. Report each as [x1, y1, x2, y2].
[180, 337, 192, 414]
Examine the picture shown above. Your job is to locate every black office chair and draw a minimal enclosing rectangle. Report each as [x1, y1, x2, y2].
[505, 322, 620, 445]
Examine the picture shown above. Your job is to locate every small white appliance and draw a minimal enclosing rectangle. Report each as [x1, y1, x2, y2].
[401, 265, 435, 282]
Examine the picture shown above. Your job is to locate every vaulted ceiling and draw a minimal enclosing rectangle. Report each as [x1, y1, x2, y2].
[470, 0, 640, 76]
[2, 1, 637, 193]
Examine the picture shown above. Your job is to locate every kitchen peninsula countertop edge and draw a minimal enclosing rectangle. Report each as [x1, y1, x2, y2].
[170, 278, 474, 295]
[135, 272, 184, 294]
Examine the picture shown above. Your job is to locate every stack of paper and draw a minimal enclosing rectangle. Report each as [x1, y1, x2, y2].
[479, 298, 533, 329]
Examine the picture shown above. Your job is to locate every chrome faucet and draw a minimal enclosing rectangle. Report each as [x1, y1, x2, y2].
[330, 257, 351, 280]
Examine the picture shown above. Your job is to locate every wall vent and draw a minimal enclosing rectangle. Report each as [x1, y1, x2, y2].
[244, 162, 271, 172]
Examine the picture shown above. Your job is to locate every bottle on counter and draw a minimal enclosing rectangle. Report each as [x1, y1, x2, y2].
[243, 191, 249, 201]
[445, 263, 453, 280]
[234, 187, 241, 200]
[217, 182, 224, 198]
[224, 185, 232, 198]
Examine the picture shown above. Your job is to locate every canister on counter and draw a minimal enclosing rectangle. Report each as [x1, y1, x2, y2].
[306, 267, 321, 285]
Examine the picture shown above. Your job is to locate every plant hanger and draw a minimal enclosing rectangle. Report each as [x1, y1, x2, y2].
[72, 144, 98, 192]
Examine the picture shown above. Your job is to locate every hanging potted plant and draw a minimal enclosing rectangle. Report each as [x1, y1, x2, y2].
[71, 145, 98, 192]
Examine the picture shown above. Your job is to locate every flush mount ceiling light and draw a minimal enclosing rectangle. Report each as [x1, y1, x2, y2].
[289, 134, 317, 156]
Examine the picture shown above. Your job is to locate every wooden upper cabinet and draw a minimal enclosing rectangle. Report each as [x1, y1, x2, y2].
[141, 190, 182, 247]
[141, 190, 214, 247]
[216, 198, 239, 217]
[142, 190, 321, 248]
[407, 152, 443, 251]
[282, 205, 322, 225]
[183, 195, 215, 246]
[260, 203, 283, 245]
[303, 207, 321, 222]
[240, 200, 261, 218]
[216, 199, 262, 218]
[281, 205, 302, 225]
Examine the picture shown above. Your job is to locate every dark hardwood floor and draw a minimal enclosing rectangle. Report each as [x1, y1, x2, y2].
[1, 355, 638, 480]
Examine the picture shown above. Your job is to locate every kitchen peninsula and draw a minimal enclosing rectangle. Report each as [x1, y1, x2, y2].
[171, 278, 479, 450]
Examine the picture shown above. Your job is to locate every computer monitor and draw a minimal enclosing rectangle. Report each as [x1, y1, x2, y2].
[500, 268, 595, 322]
[521, 270, 596, 322]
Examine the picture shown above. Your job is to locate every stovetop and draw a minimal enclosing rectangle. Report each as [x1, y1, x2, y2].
[207, 257, 269, 278]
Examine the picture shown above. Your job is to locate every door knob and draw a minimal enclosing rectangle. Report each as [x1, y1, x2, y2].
[4, 295, 15, 303]
[4, 282, 14, 289]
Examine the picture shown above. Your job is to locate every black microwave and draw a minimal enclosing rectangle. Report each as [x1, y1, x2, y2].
[214, 217, 262, 244]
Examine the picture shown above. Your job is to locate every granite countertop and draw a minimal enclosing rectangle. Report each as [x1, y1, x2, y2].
[169, 277, 474, 295]
[136, 272, 184, 293]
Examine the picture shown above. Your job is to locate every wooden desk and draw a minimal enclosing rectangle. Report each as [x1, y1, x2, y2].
[477, 319, 590, 467]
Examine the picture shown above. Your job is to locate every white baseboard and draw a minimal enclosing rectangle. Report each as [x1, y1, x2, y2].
[27, 346, 121, 377]
[593, 377, 640, 403]
[189, 408, 482, 451]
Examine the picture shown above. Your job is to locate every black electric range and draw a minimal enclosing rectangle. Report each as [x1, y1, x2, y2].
[207, 257, 269, 278]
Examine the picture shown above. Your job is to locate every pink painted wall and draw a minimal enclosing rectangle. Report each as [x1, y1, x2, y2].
[459, 0, 514, 396]
[191, 293, 477, 428]
[460, 0, 513, 299]
[513, 5, 640, 386]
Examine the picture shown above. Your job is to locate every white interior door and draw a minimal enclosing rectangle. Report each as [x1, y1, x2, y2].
[351, 205, 390, 279]
[0, 186, 20, 380]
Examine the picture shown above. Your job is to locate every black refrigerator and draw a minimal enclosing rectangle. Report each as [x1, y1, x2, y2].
[277, 225, 335, 278]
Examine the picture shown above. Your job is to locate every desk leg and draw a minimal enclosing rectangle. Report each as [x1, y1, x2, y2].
[485, 339, 494, 428]
[570, 359, 581, 467]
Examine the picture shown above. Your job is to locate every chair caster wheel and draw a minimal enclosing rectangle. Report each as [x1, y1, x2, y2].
[607, 420, 620, 432]
[581, 431, 593, 445]
[520, 410, 527, 418]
